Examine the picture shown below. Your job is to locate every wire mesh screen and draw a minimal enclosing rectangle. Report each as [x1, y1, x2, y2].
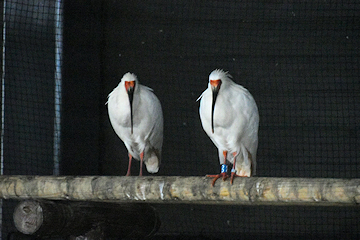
[102, 1, 360, 239]
[100, 1, 360, 239]
[1, 0, 61, 238]
[3, 0, 58, 175]
[2, 0, 360, 239]
[101, 1, 360, 180]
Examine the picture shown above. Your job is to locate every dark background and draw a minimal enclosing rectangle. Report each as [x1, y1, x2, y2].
[3, 0, 360, 239]
[63, 1, 360, 179]
[62, 1, 360, 239]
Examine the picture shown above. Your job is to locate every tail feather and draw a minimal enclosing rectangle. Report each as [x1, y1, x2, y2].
[144, 150, 160, 173]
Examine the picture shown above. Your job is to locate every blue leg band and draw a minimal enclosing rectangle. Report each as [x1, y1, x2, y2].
[221, 164, 228, 173]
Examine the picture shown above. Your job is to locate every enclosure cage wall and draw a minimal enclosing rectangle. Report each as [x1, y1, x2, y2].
[1, 0, 360, 239]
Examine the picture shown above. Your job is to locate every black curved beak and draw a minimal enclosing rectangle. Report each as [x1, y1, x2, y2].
[125, 82, 135, 134]
[211, 81, 221, 133]
[127, 87, 134, 134]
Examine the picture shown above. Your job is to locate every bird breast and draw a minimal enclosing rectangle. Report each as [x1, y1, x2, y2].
[108, 87, 132, 131]
[108, 85, 163, 158]
[199, 86, 256, 151]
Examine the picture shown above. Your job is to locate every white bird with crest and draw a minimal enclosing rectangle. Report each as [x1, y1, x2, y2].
[107, 72, 163, 176]
[198, 69, 259, 186]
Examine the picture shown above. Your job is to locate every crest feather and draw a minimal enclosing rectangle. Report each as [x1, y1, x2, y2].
[209, 69, 233, 81]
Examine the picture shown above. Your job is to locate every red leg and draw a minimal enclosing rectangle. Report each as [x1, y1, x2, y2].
[206, 151, 229, 186]
[230, 152, 238, 184]
[231, 151, 252, 184]
[139, 152, 144, 176]
[222, 150, 227, 165]
[126, 153, 132, 176]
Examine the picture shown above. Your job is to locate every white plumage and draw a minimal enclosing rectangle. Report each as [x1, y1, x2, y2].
[107, 72, 163, 176]
[198, 69, 259, 185]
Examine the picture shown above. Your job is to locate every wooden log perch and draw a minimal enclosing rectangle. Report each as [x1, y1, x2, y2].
[13, 200, 160, 239]
[1, 176, 360, 205]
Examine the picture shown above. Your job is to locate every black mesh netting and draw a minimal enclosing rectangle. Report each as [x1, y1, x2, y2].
[2, 0, 61, 238]
[2, 0, 360, 239]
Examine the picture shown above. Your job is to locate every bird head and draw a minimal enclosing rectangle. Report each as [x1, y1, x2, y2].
[208, 69, 232, 133]
[121, 72, 138, 134]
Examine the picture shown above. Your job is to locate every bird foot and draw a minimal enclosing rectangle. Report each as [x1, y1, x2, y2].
[206, 172, 229, 186]
[230, 172, 242, 184]
[230, 170, 250, 184]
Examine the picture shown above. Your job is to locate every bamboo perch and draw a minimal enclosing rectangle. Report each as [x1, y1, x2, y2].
[1, 176, 360, 205]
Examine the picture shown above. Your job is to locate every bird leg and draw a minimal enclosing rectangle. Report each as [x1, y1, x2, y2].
[206, 151, 229, 186]
[230, 151, 253, 184]
[139, 152, 144, 176]
[230, 152, 241, 184]
[126, 153, 132, 176]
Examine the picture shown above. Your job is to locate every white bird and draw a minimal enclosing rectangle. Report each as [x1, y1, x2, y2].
[198, 69, 259, 186]
[107, 72, 163, 176]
